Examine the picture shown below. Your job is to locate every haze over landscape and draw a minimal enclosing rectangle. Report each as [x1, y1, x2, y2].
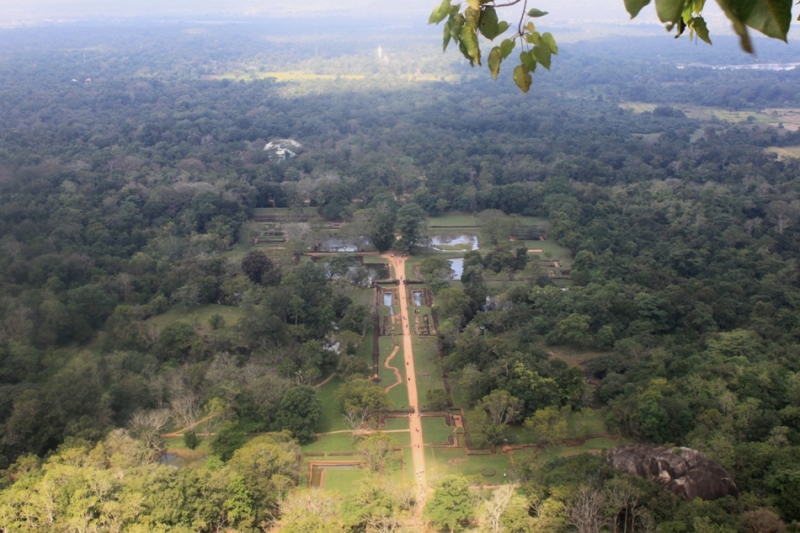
[1, 0, 800, 531]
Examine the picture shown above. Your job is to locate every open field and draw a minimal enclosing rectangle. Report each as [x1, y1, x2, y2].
[621, 102, 800, 131]
[146, 304, 246, 333]
[767, 146, 800, 159]
[213, 71, 367, 82]
[545, 346, 610, 368]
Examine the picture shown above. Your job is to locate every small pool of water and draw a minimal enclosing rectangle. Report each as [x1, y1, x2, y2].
[318, 238, 357, 252]
[383, 293, 393, 307]
[317, 237, 369, 252]
[160, 453, 183, 467]
[430, 234, 479, 251]
[412, 292, 423, 306]
[450, 258, 464, 278]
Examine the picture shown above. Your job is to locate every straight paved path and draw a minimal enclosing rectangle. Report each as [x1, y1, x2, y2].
[384, 254, 428, 504]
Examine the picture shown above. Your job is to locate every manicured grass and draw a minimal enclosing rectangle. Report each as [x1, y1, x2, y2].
[412, 337, 445, 405]
[384, 418, 410, 431]
[424, 447, 513, 484]
[522, 239, 571, 261]
[323, 467, 368, 495]
[146, 304, 246, 333]
[316, 377, 348, 433]
[422, 417, 455, 443]
[448, 452, 513, 481]
[379, 337, 409, 408]
[302, 432, 357, 454]
[388, 432, 411, 446]
[535, 437, 621, 461]
[428, 214, 479, 227]
[363, 255, 388, 265]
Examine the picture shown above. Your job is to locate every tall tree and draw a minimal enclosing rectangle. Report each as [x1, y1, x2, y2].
[395, 203, 429, 253]
[425, 475, 475, 533]
[241, 250, 281, 286]
[276, 386, 322, 444]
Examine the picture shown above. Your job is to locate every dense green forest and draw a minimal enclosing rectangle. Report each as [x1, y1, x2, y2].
[1, 21, 800, 532]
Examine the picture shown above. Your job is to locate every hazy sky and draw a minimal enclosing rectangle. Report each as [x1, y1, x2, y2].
[8, 0, 795, 45]
[0, 0, 725, 26]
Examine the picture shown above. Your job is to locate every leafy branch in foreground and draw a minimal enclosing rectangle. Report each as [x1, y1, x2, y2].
[428, 0, 557, 93]
[430, 0, 796, 93]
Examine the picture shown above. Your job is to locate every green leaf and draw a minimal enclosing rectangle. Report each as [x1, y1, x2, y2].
[525, 30, 542, 45]
[497, 21, 510, 35]
[532, 44, 552, 69]
[466, 0, 480, 9]
[715, 0, 754, 51]
[527, 8, 549, 17]
[488, 47, 502, 79]
[519, 50, 538, 71]
[443, 20, 453, 51]
[513, 65, 532, 93]
[479, 7, 502, 40]
[460, 25, 482, 65]
[689, 16, 712, 43]
[655, 0, 684, 23]
[465, 6, 481, 29]
[450, 13, 465, 40]
[542, 32, 559, 54]
[743, 0, 792, 41]
[500, 38, 516, 59]
[625, 0, 652, 17]
[429, 0, 452, 24]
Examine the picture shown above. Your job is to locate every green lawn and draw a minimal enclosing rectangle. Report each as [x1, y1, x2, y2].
[146, 304, 246, 333]
[302, 432, 357, 454]
[422, 416, 455, 443]
[428, 214, 479, 227]
[412, 337, 445, 405]
[384, 418, 410, 431]
[316, 377, 348, 433]
[534, 437, 621, 461]
[379, 336, 408, 408]
[425, 447, 513, 485]
[321, 467, 368, 495]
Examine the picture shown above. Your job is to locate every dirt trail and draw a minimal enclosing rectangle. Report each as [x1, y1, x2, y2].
[383, 254, 428, 507]
[161, 412, 221, 438]
[314, 373, 337, 389]
[383, 345, 403, 392]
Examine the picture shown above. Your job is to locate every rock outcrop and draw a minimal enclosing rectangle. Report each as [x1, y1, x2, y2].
[608, 444, 738, 501]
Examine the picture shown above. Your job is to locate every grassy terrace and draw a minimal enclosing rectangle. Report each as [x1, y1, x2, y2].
[146, 304, 246, 333]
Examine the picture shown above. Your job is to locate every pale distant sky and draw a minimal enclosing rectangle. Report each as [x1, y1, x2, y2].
[7, 0, 797, 42]
[0, 0, 723, 26]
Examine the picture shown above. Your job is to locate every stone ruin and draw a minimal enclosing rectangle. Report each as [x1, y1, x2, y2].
[608, 444, 738, 501]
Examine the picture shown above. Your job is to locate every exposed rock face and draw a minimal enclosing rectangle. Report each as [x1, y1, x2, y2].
[608, 444, 738, 501]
